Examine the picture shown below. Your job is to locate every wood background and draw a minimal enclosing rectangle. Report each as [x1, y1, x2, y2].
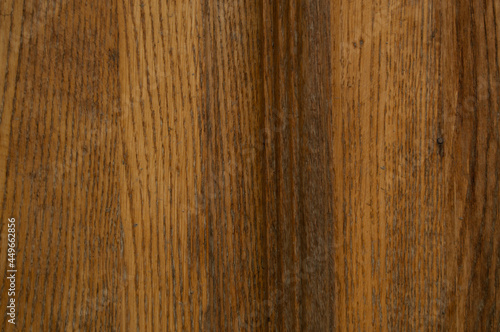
[0, 0, 499, 330]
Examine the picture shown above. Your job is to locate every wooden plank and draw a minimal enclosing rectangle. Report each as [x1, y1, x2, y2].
[0, 0, 498, 330]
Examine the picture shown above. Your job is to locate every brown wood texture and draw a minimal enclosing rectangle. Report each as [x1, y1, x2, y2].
[0, 0, 499, 331]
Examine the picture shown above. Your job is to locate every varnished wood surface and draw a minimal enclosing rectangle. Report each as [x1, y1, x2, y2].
[0, 0, 498, 330]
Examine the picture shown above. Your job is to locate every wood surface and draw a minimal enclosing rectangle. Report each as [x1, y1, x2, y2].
[0, 0, 499, 331]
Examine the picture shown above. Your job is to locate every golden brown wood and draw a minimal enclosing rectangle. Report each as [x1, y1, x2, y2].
[0, 0, 498, 331]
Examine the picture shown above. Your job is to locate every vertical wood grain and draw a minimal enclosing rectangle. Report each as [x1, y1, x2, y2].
[442, 0, 500, 329]
[0, 0, 121, 330]
[329, 0, 499, 330]
[332, 0, 447, 329]
[200, 0, 266, 330]
[261, 0, 335, 330]
[117, 0, 205, 330]
[0, 0, 498, 331]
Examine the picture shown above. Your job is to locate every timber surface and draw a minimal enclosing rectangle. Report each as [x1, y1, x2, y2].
[0, 0, 499, 331]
